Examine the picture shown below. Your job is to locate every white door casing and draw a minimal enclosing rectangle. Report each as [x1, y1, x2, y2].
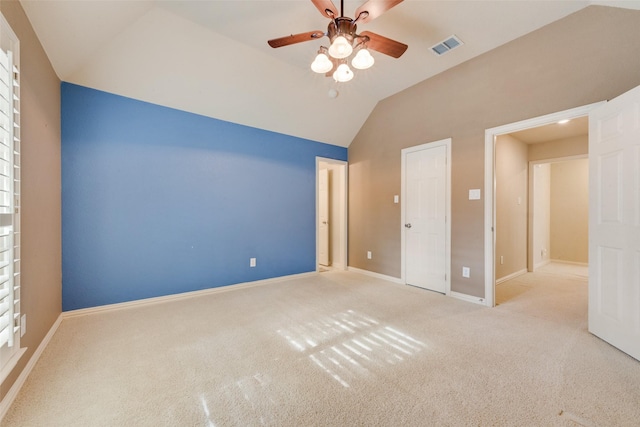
[318, 167, 330, 266]
[401, 139, 451, 294]
[589, 85, 640, 361]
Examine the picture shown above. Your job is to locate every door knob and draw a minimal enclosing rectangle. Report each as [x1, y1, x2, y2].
[405, 223, 412, 228]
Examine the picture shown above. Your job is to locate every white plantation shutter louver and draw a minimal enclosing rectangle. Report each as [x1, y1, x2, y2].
[0, 47, 18, 348]
[0, 12, 21, 378]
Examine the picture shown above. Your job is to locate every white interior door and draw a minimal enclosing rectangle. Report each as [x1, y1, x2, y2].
[403, 144, 448, 293]
[589, 84, 640, 361]
[318, 168, 330, 267]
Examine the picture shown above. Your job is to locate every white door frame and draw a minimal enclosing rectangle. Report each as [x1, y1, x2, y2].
[316, 157, 348, 271]
[401, 138, 452, 294]
[484, 102, 604, 307]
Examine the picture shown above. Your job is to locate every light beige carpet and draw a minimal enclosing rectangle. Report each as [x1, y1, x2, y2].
[4, 266, 640, 426]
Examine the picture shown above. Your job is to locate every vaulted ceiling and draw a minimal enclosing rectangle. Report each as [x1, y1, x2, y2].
[19, 0, 640, 147]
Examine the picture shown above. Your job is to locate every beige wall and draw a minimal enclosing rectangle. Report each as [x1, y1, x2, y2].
[348, 6, 640, 297]
[550, 159, 589, 263]
[0, 0, 61, 402]
[529, 135, 588, 162]
[495, 135, 528, 280]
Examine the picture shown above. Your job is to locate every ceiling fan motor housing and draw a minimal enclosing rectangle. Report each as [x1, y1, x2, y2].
[328, 17, 356, 44]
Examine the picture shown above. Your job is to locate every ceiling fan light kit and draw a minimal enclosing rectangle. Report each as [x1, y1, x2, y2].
[333, 63, 354, 82]
[311, 49, 334, 73]
[351, 48, 374, 70]
[328, 35, 353, 59]
[268, 0, 407, 84]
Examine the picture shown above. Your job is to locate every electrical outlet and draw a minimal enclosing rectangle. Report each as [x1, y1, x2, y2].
[462, 267, 470, 278]
[367, 251, 372, 259]
[250, 258, 256, 267]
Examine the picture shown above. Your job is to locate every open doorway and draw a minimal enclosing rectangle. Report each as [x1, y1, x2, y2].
[494, 117, 588, 285]
[495, 153, 589, 304]
[484, 103, 603, 306]
[528, 156, 589, 271]
[316, 158, 348, 272]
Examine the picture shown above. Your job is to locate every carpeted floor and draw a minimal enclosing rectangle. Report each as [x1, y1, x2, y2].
[4, 264, 640, 426]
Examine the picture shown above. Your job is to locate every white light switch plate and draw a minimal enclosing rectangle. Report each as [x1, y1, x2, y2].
[469, 189, 481, 200]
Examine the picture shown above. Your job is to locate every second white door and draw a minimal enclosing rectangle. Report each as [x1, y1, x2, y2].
[318, 168, 329, 266]
[403, 142, 449, 293]
[589, 84, 640, 361]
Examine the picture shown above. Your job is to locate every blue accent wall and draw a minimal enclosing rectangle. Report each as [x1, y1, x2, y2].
[61, 83, 347, 311]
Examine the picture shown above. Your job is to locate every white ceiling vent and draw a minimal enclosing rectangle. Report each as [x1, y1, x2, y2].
[431, 35, 463, 56]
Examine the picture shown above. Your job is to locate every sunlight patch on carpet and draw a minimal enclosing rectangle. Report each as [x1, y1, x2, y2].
[277, 309, 427, 387]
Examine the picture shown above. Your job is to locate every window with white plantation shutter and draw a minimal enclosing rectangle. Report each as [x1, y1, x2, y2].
[0, 12, 21, 380]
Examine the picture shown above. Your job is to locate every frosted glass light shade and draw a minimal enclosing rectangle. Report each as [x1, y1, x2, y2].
[328, 36, 353, 59]
[311, 53, 333, 74]
[333, 63, 354, 82]
[352, 48, 374, 70]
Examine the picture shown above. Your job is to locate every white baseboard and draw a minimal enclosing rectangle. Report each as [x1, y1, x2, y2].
[496, 268, 527, 285]
[450, 291, 487, 306]
[0, 314, 63, 422]
[534, 259, 551, 271]
[63, 271, 317, 319]
[347, 266, 404, 284]
[550, 259, 588, 267]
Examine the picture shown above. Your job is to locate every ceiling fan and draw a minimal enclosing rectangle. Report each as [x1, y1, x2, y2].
[268, 0, 407, 83]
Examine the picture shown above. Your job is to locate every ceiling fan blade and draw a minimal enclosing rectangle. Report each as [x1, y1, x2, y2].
[311, 0, 339, 18]
[268, 31, 325, 48]
[360, 31, 407, 58]
[355, 0, 403, 23]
